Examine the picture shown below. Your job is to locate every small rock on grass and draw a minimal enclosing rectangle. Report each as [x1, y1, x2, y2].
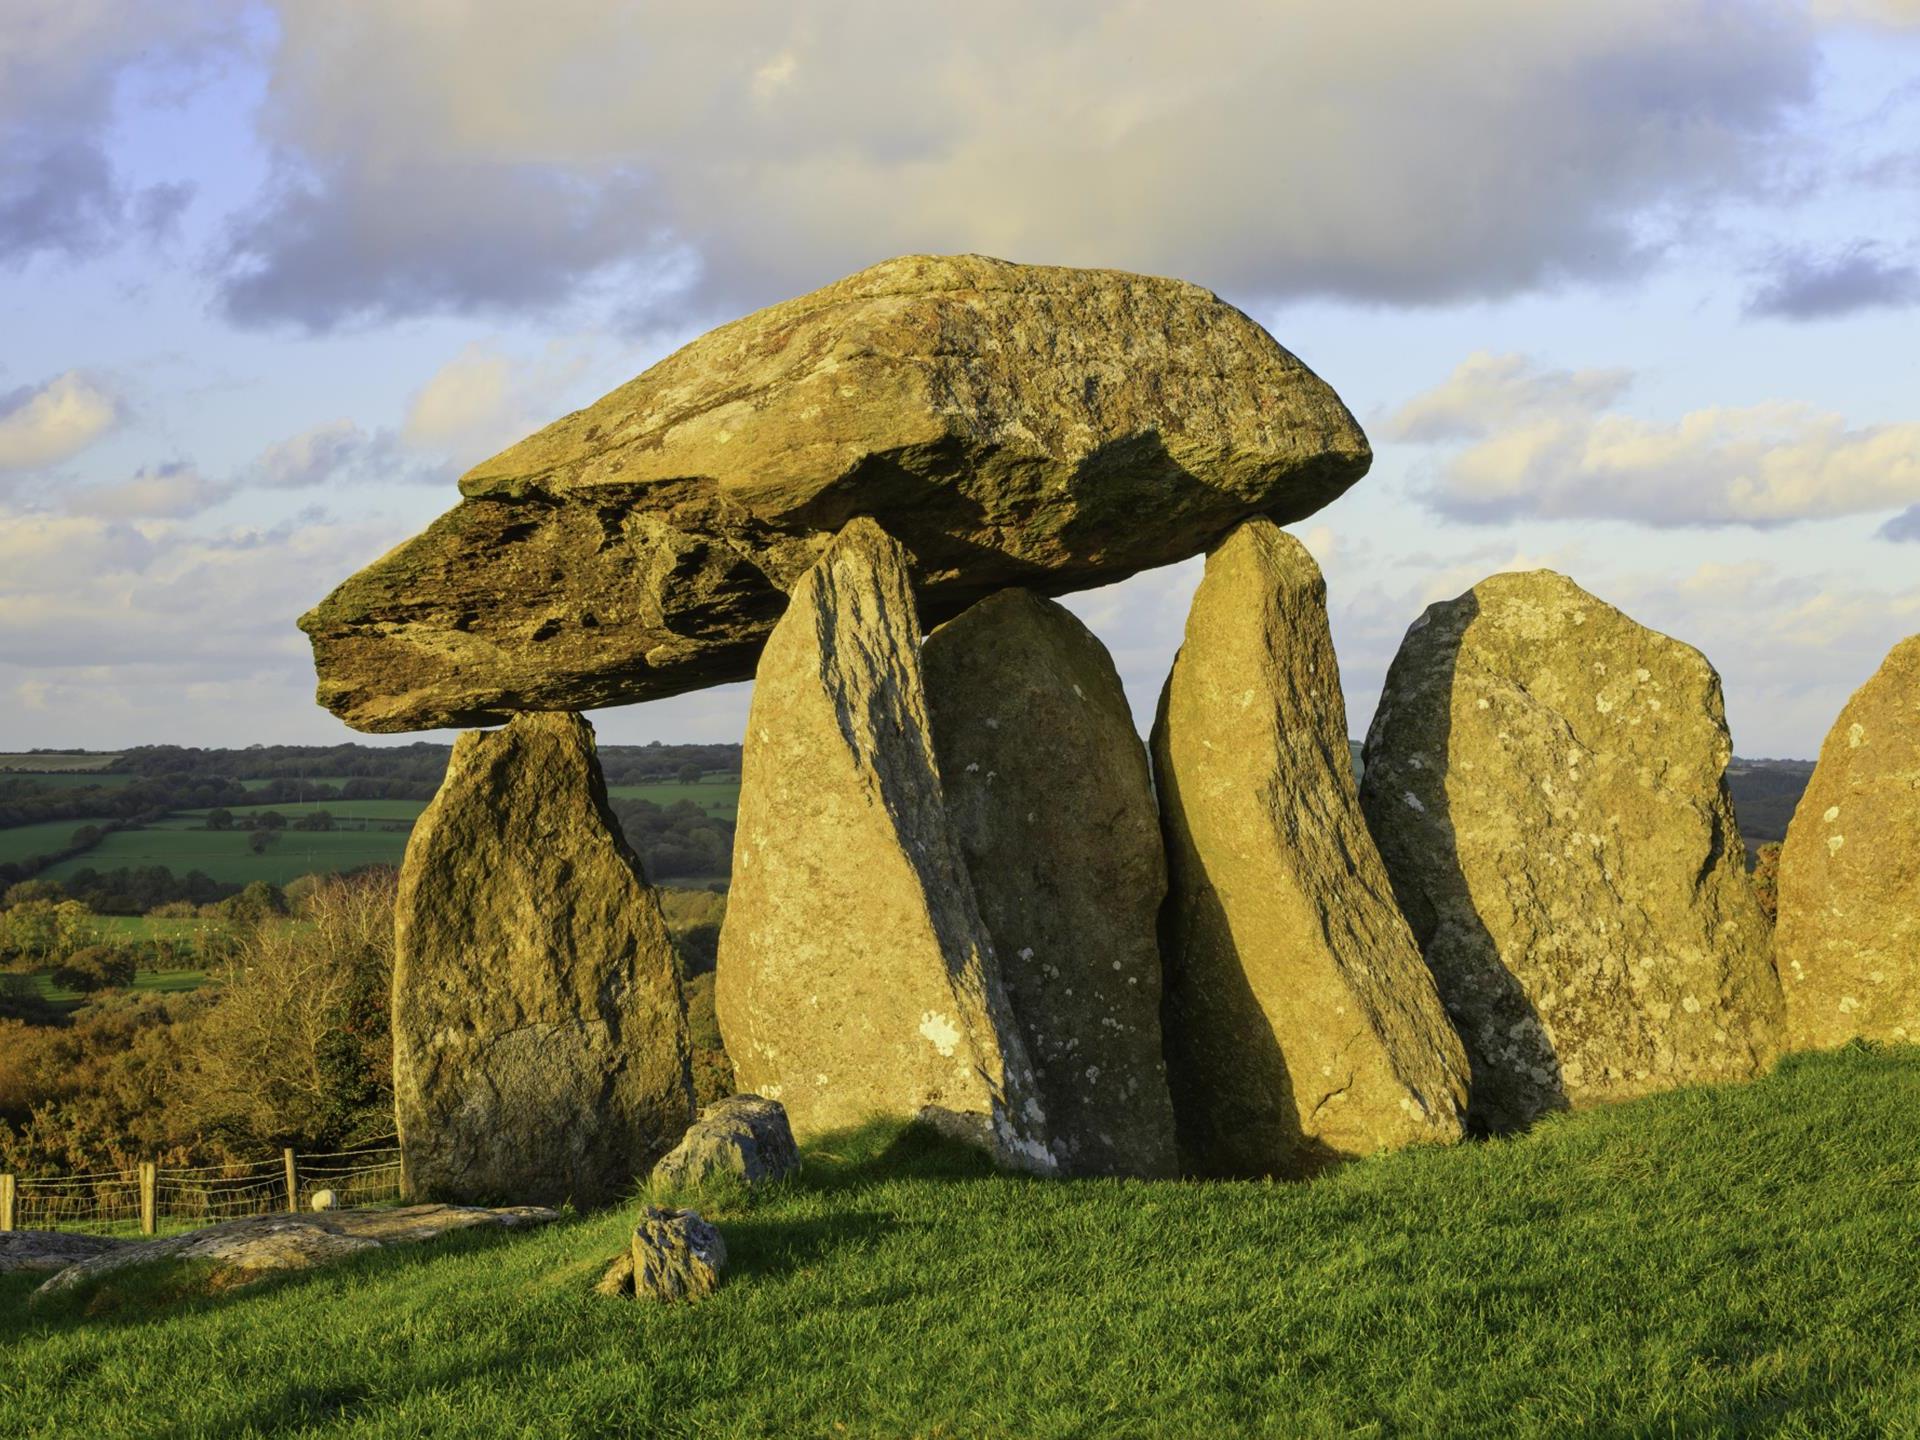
[596, 1207, 727, 1302]
[651, 1094, 800, 1194]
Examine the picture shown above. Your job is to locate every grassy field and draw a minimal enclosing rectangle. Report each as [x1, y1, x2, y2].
[0, 771, 136, 789]
[41, 827, 410, 886]
[3, 1045, 1917, 1437]
[28, 967, 210, 1006]
[156, 800, 426, 826]
[607, 776, 740, 818]
[0, 752, 125, 773]
[0, 817, 119, 863]
[92, 915, 246, 946]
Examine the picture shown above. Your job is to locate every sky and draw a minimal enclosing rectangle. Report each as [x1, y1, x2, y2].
[2, 0, 1917, 760]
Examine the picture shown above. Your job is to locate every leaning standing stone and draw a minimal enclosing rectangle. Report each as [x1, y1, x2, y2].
[394, 712, 694, 1207]
[923, 588, 1178, 1177]
[1153, 520, 1469, 1176]
[1776, 633, 1920, 1049]
[1360, 570, 1781, 1132]
[715, 519, 1053, 1172]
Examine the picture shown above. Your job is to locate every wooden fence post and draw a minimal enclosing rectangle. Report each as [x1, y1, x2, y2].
[138, 1162, 156, 1236]
[284, 1148, 298, 1213]
[0, 1173, 14, 1232]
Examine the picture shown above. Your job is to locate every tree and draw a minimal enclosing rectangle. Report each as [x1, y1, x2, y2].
[247, 830, 278, 855]
[205, 808, 234, 831]
[69, 824, 102, 849]
[255, 810, 288, 831]
[290, 809, 335, 832]
[677, 763, 705, 786]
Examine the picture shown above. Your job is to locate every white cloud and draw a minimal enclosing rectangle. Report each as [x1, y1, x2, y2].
[401, 341, 598, 460]
[1391, 353, 1920, 527]
[203, 0, 1818, 328]
[0, 371, 121, 470]
[66, 461, 232, 519]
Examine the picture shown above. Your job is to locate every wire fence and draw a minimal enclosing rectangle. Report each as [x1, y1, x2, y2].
[0, 1139, 402, 1237]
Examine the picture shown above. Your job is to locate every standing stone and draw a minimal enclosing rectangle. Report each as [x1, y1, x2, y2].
[1153, 521, 1469, 1177]
[1360, 570, 1781, 1132]
[715, 519, 1053, 1171]
[393, 712, 693, 1207]
[923, 589, 1178, 1178]
[1776, 634, 1920, 1049]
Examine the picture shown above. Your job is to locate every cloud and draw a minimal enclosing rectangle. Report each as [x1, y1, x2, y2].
[66, 461, 232, 519]
[1880, 504, 1920, 541]
[0, 0, 234, 265]
[0, 371, 122, 470]
[1812, 0, 1920, 25]
[198, 0, 1817, 329]
[1393, 353, 1920, 527]
[400, 341, 601, 460]
[1746, 246, 1920, 319]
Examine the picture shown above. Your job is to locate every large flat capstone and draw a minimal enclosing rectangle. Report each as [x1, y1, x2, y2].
[714, 519, 1053, 1171]
[300, 254, 1371, 732]
[923, 588, 1179, 1177]
[393, 711, 694, 1207]
[1776, 633, 1920, 1049]
[1153, 520, 1469, 1176]
[1360, 570, 1782, 1132]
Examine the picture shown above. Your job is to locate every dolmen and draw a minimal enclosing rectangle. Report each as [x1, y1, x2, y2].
[303, 251, 1829, 1199]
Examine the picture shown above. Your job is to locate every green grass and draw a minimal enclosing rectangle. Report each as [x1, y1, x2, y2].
[0, 752, 124, 773]
[92, 915, 239, 945]
[156, 800, 426, 827]
[39, 827, 410, 886]
[27, 967, 210, 1006]
[3, 1045, 1918, 1437]
[606, 776, 740, 819]
[0, 817, 120, 863]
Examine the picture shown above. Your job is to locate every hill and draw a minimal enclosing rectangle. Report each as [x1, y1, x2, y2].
[5, 1044, 1918, 1436]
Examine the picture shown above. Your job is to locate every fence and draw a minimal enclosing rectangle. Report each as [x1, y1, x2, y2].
[0, 1139, 402, 1237]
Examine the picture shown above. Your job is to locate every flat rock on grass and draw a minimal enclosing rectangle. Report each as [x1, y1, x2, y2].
[32, 1205, 557, 1301]
[924, 587, 1179, 1177]
[1776, 633, 1920, 1049]
[299, 253, 1371, 732]
[1153, 520, 1469, 1176]
[0, 1230, 134, 1275]
[1360, 570, 1782, 1132]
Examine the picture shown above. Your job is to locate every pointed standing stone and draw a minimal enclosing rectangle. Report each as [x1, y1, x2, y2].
[923, 589, 1178, 1177]
[393, 712, 693, 1207]
[1776, 633, 1920, 1049]
[715, 519, 1053, 1171]
[1360, 571, 1781, 1132]
[1154, 521, 1469, 1176]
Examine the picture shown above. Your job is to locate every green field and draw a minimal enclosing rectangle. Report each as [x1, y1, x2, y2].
[157, 800, 426, 827]
[0, 752, 125, 773]
[40, 827, 409, 886]
[0, 770, 136, 790]
[28, 966, 210, 1006]
[607, 776, 740, 818]
[5, 1046, 1919, 1436]
[93, 915, 243, 945]
[0, 817, 119, 864]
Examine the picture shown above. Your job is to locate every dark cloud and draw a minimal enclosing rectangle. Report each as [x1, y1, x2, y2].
[216, 160, 684, 332]
[1880, 504, 1920, 542]
[1746, 246, 1920, 320]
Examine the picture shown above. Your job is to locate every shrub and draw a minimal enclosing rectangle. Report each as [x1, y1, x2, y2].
[52, 945, 137, 994]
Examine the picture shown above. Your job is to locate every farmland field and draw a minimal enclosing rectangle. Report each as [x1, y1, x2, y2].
[607, 776, 740, 818]
[0, 770, 136, 789]
[0, 817, 120, 863]
[40, 827, 410, 886]
[156, 799, 427, 826]
[29, 966, 210, 1007]
[0, 752, 125, 773]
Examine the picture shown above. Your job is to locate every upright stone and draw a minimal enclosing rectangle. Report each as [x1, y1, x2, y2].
[715, 519, 1053, 1171]
[923, 589, 1178, 1177]
[393, 712, 693, 1206]
[1360, 570, 1781, 1132]
[1153, 521, 1469, 1176]
[1776, 634, 1920, 1049]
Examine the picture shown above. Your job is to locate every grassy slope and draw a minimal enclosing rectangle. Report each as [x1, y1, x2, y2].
[3, 1046, 1918, 1438]
[0, 817, 120, 863]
